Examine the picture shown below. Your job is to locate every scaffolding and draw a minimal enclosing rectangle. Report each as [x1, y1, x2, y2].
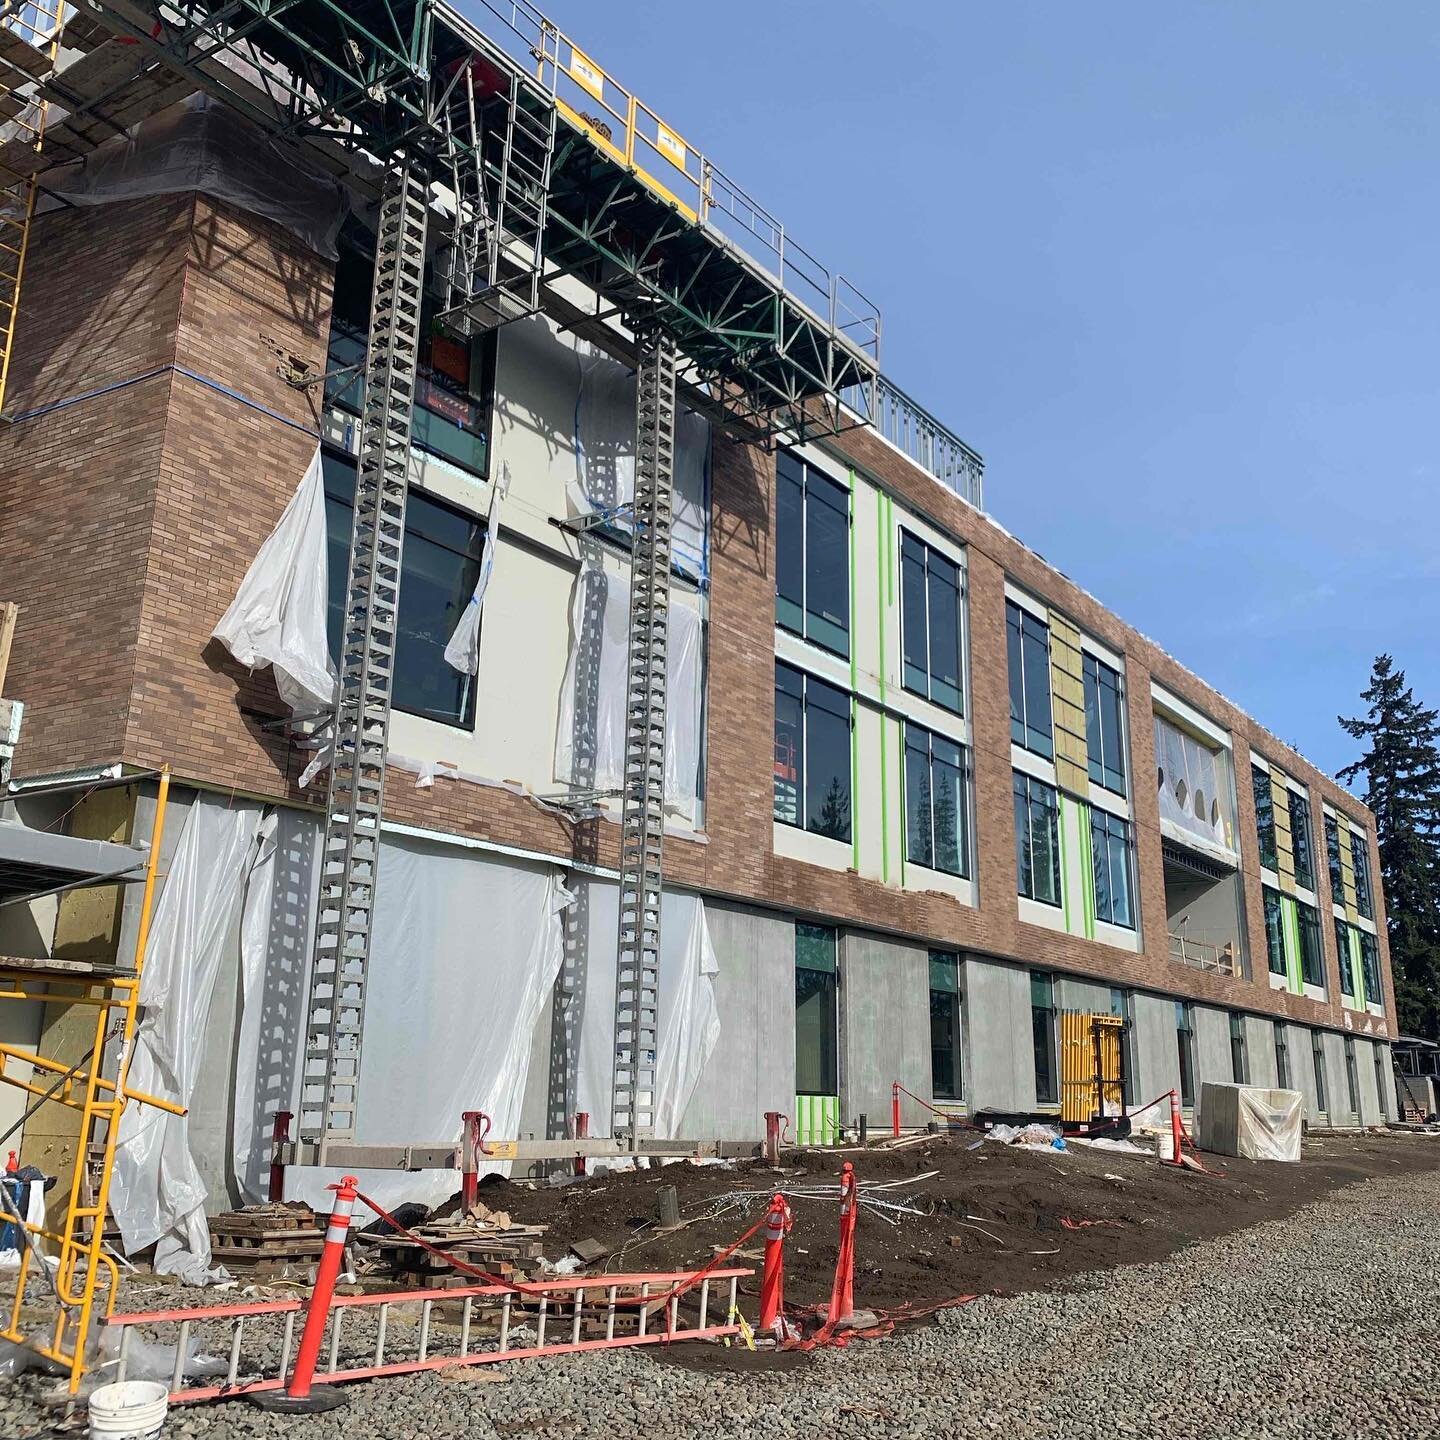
[0, 767, 175, 1394]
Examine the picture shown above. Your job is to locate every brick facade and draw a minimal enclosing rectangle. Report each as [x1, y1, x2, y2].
[0, 193, 1394, 1039]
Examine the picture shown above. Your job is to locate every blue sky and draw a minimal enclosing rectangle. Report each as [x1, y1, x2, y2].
[535, 0, 1439, 781]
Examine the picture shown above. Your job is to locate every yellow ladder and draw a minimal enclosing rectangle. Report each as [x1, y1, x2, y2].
[0, 767, 183, 1393]
[0, 0, 63, 414]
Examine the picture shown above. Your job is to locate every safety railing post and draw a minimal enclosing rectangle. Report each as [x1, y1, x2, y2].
[268, 1111, 291, 1203]
[250, 1176, 357, 1413]
[757, 1193, 791, 1339]
[891, 1081, 901, 1139]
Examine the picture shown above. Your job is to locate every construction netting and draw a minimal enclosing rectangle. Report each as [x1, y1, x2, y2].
[1154, 713, 1235, 857]
[44, 94, 348, 257]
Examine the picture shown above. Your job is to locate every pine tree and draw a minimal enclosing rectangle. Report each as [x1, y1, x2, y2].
[1338, 655, 1440, 1039]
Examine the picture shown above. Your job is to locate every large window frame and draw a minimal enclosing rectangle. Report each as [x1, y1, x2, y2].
[1083, 652, 1126, 794]
[326, 240, 496, 479]
[900, 531, 964, 714]
[1324, 813, 1344, 899]
[1230, 1013, 1248, 1084]
[1311, 1029, 1328, 1113]
[1013, 771, 1062, 907]
[1359, 930, 1382, 1004]
[1253, 765, 1277, 870]
[773, 663, 852, 843]
[1031, 971, 1058, 1106]
[1263, 886, 1286, 977]
[1350, 830, 1374, 920]
[775, 450, 850, 657]
[322, 450, 485, 730]
[794, 924, 838, 1097]
[1335, 918, 1355, 998]
[1006, 601, 1053, 758]
[1296, 899, 1324, 989]
[1090, 808, 1136, 929]
[1343, 1036, 1360, 1117]
[904, 723, 970, 879]
[1287, 786, 1315, 892]
[929, 952, 963, 1101]
[1274, 1021, 1290, 1090]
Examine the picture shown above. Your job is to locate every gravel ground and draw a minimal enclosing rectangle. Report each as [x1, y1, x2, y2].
[4, 1161, 1438, 1438]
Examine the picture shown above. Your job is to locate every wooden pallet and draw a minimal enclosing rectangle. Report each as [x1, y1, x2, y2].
[358, 1222, 547, 1290]
[209, 1204, 323, 1273]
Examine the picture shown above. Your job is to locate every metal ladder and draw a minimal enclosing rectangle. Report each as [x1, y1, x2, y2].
[611, 326, 677, 1142]
[440, 61, 556, 337]
[301, 162, 429, 1156]
[0, 0, 63, 414]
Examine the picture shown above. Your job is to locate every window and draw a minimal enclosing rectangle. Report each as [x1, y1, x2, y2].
[1006, 601, 1053, 757]
[1359, 930, 1382, 1005]
[1343, 1036, 1360, 1116]
[1325, 813, 1344, 899]
[1350, 830, 1374, 920]
[900, 533, 963, 713]
[1288, 787, 1315, 891]
[1083, 653, 1126, 793]
[1263, 886, 1286, 977]
[1031, 972, 1058, 1105]
[1109, 987, 1136, 1106]
[1090, 809, 1135, 929]
[1176, 1002, 1196, 1108]
[326, 243, 495, 477]
[323, 451, 484, 728]
[1013, 772, 1061, 906]
[904, 724, 969, 877]
[794, 924, 838, 1096]
[1311, 1030, 1327, 1113]
[773, 663, 851, 842]
[1230, 1014, 1248, 1084]
[1335, 919, 1355, 998]
[1373, 1044, 1387, 1119]
[1274, 1021, 1290, 1090]
[775, 450, 849, 656]
[1296, 900, 1324, 989]
[1253, 765, 1277, 870]
[929, 952, 963, 1100]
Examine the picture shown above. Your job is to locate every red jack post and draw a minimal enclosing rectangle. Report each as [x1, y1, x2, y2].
[460, 1110, 487, 1209]
[573, 1111, 589, 1177]
[1169, 1089, 1185, 1167]
[267, 1110, 291, 1203]
[250, 1175, 358, 1413]
[758, 1193, 792, 1339]
[763, 1110, 784, 1167]
[891, 1081, 901, 1139]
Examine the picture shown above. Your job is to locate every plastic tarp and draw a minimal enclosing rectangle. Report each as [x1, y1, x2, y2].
[558, 880, 719, 1141]
[553, 564, 703, 819]
[211, 446, 336, 717]
[443, 464, 509, 676]
[1197, 1083, 1303, 1162]
[571, 342, 710, 579]
[111, 796, 267, 1284]
[232, 820, 571, 1211]
[45, 94, 347, 258]
[1154, 714, 1234, 857]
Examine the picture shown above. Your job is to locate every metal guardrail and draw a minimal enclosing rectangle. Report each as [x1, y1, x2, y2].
[1169, 932, 1238, 977]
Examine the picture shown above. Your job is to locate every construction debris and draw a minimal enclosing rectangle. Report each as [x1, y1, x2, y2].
[206, 1204, 323, 1277]
[355, 1217, 548, 1290]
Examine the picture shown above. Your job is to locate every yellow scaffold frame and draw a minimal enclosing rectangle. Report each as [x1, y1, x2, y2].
[0, 766, 179, 1393]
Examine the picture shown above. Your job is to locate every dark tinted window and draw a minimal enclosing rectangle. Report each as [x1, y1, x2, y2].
[1083, 653, 1126, 793]
[775, 451, 849, 656]
[1007, 601, 1053, 757]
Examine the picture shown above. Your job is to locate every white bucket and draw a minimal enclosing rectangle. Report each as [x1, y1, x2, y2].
[88, 1380, 169, 1440]
[1156, 1129, 1175, 1162]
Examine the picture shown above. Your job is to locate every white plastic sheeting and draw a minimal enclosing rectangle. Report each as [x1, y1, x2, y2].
[553, 564, 703, 819]
[1197, 1083, 1302, 1162]
[443, 464, 509, 676]
[45, 94, 347, 258]
[231, 821, 570, 1212]
[112, 796, 267, 1284]
[211, 446, 335, 717]
[1154, 714, 1234, 857]
[560, 880, 719, 1141]
[571, 343, 710, 579]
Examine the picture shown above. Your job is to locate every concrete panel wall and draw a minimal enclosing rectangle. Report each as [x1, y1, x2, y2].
[1132, 993, 1181, 1105]
[1354, 1035, 1383, 1126]
[1243, 1015, 1279, 1089]
[963, 957, 1034, 1111]
[1057, 977, 1111, 1014]
[1322, 1030, 1356, 1124]
[678, 901, 793, 1140]
[840, 932, 931, 1127]
[1191, 1005, 1232, 1122]
[1283, 1023, 1324, 1123]
[1372, 1041, 1395, 1121]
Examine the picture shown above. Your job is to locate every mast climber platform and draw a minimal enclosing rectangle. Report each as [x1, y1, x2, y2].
[0, 0, 883, 1157]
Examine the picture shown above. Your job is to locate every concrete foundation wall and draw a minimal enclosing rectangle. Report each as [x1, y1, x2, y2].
[1322, 1031, 1355, 1124]
[1243, 1015, 1279, 1089]
[678, 901, 794, 1141]
[1354, 1036, 1382, 1127]
[1132, 993, 1181, 1105]
[1191, 1005, 1231, 1121]
[840, 931, 932, 1127]
[963, 957, 1035, 1111]
[1371, 1042, 1395, 1121]
[1057, 977, 1112, 1014]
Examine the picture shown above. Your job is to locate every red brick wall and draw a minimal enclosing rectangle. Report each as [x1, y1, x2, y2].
[1, 194, 1394, 1037]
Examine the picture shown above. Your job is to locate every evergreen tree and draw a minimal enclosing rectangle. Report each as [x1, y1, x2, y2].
[1338, 655, 1440, 1038]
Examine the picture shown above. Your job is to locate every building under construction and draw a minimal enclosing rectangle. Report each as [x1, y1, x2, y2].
[0, 0, 1399, 1297]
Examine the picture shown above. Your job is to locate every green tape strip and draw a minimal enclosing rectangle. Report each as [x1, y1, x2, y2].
[897, 715, 906, 888]
[1060, 796, 1074, 935]
[850, 695, 860, 872]
[1281, 895, 1303, 995]
[879, 714, 890, 884]
[875, 487, 887, 706]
